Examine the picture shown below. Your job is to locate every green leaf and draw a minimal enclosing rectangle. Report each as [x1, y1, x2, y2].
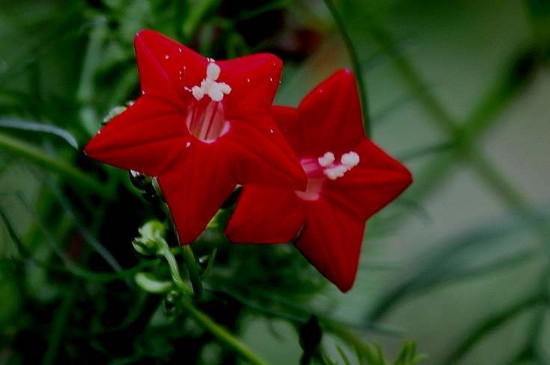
[336, 345, 353, 365]
[0, 118, 79, 149]
[444, 295, 545, 364]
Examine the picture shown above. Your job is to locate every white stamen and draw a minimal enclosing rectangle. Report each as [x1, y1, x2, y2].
[318, 152, 335, 167]
[318, 151, 360, 180]
[218, 82, 231, 94]
[189, 62, 231, 101]
[246, 78, 251, 83]
[209, 88, 224, 102]
[324, 165, 347, 180]
[207, 62, 221, 80]
[269, 128, 274, 134]
[192, 86, 204, 100]
[164, 55, 169, 60]
[341, 151, 360, 168]
[186, 141, 191, 148]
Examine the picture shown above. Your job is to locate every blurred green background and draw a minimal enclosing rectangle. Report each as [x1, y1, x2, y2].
[1, 0, 549, 364]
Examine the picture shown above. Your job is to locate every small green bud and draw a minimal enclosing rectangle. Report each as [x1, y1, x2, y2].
[132, 220, 166, 256]
[163, 290, 182, 316]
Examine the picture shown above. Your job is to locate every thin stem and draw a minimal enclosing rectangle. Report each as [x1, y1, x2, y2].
[182, 245, 203, 299]
[41, 281, 78, 365]
[0, 132, 108, 197]
[322, 0, 371, 137]
[180, 296, 269, 365]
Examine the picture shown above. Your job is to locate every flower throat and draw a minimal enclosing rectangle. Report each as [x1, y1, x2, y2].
[186, 61, 231, 143]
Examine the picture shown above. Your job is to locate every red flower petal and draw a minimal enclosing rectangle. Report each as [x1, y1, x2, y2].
[297, 69, 365, 156]
[222, 119, 307, 189]
[272, 105, 305, 156]
[323, 139, 412, 220]
[226, 186, 304, 244]
[296, 199, 365, 292]
[158, 142, 237, 244]
[135, 29, 206, 104]
[84, 96, 188, 176]
[219, 54, 283, 117]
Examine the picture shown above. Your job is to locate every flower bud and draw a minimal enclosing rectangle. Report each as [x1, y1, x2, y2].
[132, 220, 166, 256]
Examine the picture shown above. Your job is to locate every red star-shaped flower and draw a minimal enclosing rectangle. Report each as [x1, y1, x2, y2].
[85, 30, 306, 244]
[225, 70, 412, 292]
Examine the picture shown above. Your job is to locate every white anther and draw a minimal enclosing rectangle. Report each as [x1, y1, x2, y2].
[318, 152, 335, 167]
[341, 151, 360, 168]
[207, 62, 221, 80]
[186, 141, 191, 148]
[190, 62, 231, 101]
[324, 165, 347, 180]
[192, 86, 204, 100]
[209, 88, 224, 102]
[218, 82, 231, 94]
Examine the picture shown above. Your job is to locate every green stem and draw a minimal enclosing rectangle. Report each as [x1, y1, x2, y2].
[180, 296, 269, 365]
[41, 281, 78, 365]
[181, 245, 203, 299]
[159, 239, 193, 297]
[0, 133, 108, 197]
[323, 0, 371, 137]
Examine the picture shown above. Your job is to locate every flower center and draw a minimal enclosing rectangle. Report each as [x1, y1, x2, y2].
[295, 151, 360, 201]
[185, 99, 229, 143]
[185, 61, 231, 143]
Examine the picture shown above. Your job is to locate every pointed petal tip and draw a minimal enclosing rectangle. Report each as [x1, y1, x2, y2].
[134, 29, 159, 42]
[83, 135, 101, 159]
[336, 68, 353, 78]
[326, 258, 358, 293]
[393, 162, 413, 191]
[329, 265, 358, 293]
[335, 278, 355, 293]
